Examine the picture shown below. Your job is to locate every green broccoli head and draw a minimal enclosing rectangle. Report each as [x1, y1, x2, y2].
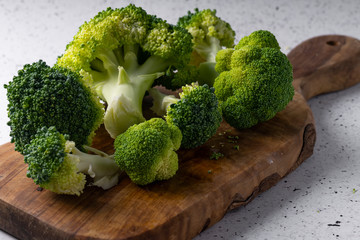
[114, 118, 182, 185]
[149, 82, 222, 149]
[214, 30, 294, 129]
[178, 8, 235, 63]
[235, 30, 280, 50]
[24, 126, 121, 196]
[4, 60, 104, 154]
[24, 126, 86, 195]
[177, 8, 235, 87]
[57, 5, 193, 138]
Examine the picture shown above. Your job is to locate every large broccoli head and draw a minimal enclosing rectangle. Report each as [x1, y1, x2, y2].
[214, 30, 294, 129]
[114, 118, 182, 185]
[24, 126, 120, 196]
[4, 60, 104, 153]
[57, 5, 193, 138]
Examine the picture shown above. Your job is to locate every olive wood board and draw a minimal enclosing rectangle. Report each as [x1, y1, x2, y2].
[1, 35, 360, 240]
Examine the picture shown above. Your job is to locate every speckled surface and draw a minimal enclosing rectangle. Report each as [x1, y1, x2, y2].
[0, 0, 360, 239]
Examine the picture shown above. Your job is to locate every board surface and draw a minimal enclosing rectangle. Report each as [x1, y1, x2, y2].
[0, 35, 359, 240]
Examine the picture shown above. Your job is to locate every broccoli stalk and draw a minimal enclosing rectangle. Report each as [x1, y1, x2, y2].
[192, 35, 223, 64]
[95, 52, 166, 137]
[195, 38, 224, 88]
[57, 5, 193, 138]
[148, 88, 179, 117]
[73, 145, 121, 190]
[149, 82, 222, 149]
[24, 126, 121, 196]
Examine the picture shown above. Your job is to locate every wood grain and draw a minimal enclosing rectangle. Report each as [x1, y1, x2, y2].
[0, 35, 359, 240]
[289, 35, 360, 100]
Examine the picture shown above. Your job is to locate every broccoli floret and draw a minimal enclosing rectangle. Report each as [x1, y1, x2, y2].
[149, 82, 222, 149]
[235, 30, 280, 50]
[177, 8, 235, 86]
[56, 5, 193, 138]
[4, 60, 104, 154]
[24, 126, 121, 196]
[114, 118, 182, 185]
[213, 30, 294, 129]
[178, 8, 235, 63]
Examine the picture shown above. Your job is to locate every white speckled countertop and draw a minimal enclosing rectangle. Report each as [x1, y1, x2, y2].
[0, 0, 359, 239]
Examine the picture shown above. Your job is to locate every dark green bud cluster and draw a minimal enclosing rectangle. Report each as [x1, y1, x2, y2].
[166, 83, 222, 149]
[4, 60, 103, 153]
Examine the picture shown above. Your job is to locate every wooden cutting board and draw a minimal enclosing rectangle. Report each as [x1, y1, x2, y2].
[1, 35, 360, 240]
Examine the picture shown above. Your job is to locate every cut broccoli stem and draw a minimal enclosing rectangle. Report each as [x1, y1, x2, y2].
[89, 43, 175, 138]
[97, 49, 121, 77]
[193, 37, 222, 86]
[148, 88, 179, 116]
[198, 61, 218, 86]
[123, 44, 140, 73]
[136, 55, 171, 76]
[93, 44, 170, 79]
[195, 37, 222, 63]
[102, 67, 164, 138]
[68, 143, 121, 190]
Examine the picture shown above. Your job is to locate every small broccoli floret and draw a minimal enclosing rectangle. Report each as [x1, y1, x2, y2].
[178, 8, 235, 63]
[213, 30, 294, 129]
[149, 82, 222, 149]
[57, 5, 193, 138]
[114, 118, 182, 185]
[24, 126, 121, 196]
[4, 60, 104, 154]
[235, 30, 280, 50]
[177, 8, 235, 86]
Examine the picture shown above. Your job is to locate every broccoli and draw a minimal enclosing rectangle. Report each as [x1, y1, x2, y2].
[148, 82, 222, 149]
[152, 64, 199, 91]
[56, 5, 193, 138]
[114, 118, 182, 185]
[177, 8, 235, 86]
[4, 60, 104, 154]
[24, 126, 121, 196]
[213, 30, 294, 129]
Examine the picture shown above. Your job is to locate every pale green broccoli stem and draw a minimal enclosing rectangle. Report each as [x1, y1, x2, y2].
[91, 43, 172, 138]
[195, 37, 222, 63]
[101, 67, 154, 114]
[198, 61, 218, 86]
[122, 44, 139, 73]
[148, 88, 179, 116]
[149, 83, 200, 116]
[68, 144, 121, 190]
[195, 37, 221, 86]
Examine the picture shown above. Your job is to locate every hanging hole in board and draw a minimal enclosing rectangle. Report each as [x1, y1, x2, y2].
[326, 40, 339, 46]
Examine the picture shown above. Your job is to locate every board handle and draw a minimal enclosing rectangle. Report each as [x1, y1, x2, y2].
[287, 35, 360, 101]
